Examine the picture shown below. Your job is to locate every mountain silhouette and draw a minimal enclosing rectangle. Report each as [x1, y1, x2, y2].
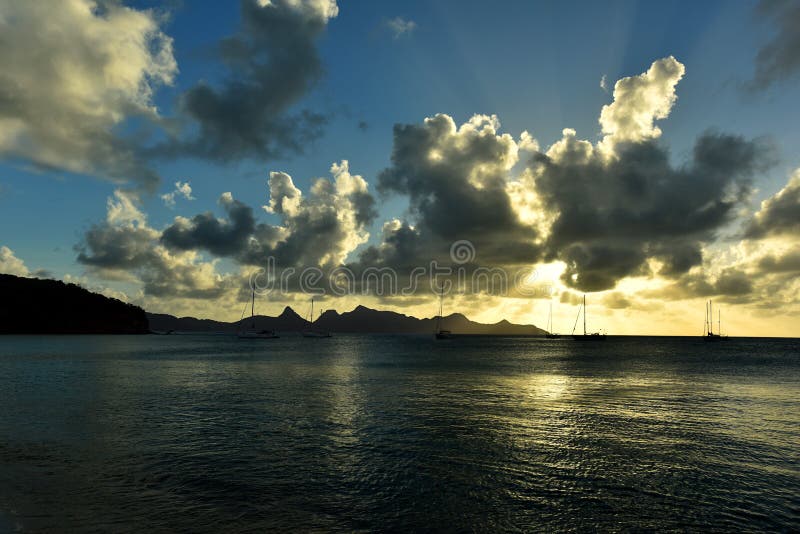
[148, 303, 546, 335]
[0, 274, 148, 334]
[0, 273, 545, 335]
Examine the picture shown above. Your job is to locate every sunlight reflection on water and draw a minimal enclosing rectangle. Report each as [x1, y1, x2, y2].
[0, 334, 798, 531]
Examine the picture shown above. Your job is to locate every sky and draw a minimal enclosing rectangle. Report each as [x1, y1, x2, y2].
[1, 0, 799, 336]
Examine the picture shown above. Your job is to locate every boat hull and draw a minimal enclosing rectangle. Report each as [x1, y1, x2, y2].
[237, 332, 279, 339]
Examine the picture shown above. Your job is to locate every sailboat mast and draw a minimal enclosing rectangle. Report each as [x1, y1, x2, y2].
[436, 286, 443, 331]
[548, 301, 552, 333]
[571, 299, 581, 335]
[710, 300, 713, 335]
[310, 298, 314, 324]
[251, 290, 255, 329]
[718, 309, 721, 336]
[583, 294, 586, 335]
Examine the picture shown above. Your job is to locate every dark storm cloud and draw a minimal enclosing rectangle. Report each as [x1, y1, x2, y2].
[77, 226, 157, 270]
[81, 163, 376, 297]
[364, 114, 542, 270]
[749, 0, 800, 91]
[76, 191, 228, 299]
[161, 194, 256, 256]
[650, 241, 703, 277]
[351, 107, 772, 295]
[744, 172, 800, 238]
[556, 243, 648, 292]
[153, 0, 336, 162]
[160, 164, 376, 269]
[646, 268, 754, 301]
[534, 132, 773, 291]
[77, 222, 227, 299]
[353, 221, 429, 274]
[160, 197, 354, 268]
[757, 248, 800, 273]
[377, 115, 523, 241]
[714, 268, 754, 296]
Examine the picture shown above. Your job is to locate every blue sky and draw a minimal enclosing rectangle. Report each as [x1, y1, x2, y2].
[1, 0, 799, 334]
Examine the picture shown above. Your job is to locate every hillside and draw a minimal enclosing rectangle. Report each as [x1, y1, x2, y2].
[148, 304, 546, 336]
[0, 274, 149, 334]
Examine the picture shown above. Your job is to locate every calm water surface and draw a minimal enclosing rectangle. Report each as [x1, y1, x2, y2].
[0, 335, 798, 531]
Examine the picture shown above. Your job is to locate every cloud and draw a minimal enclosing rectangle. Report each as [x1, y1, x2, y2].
[744, 169, 800, 238]
[0, 0, 176, 190]
[600, 74, 608, 93]
[598, 56, 685, 154]
[757, 247, 800, 273]
[0, 246, 50, 278]
[748, 0, 800, 91]
[153, 0, 337, 163]
[355, 58, 770, 295]
[78, 159, 377, 300]
[0, 246, 30, 277]
[72, 54, 796, 319]
[251, 160, 377, 267]
[535, 127, 771, 291]
[519, 58, 775, 292]
[76, 190, 228, 298]
[714, 268, 754, 296]
[368, 113, 542, 270]
[158, 161, 375, 268]
[386, 16, 416, 39]
[62, 273, 135, 303]
[161, 192, 256, 256]
[161, 181, 195, 207]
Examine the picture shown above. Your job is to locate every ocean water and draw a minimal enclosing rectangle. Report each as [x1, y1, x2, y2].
[0, 334, 798, 532]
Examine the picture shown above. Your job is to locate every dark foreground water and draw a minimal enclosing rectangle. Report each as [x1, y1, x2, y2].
[0, 335, 798, 532]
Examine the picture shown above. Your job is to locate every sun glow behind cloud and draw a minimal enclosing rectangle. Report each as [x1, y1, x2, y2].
[0, 1, 798, 336]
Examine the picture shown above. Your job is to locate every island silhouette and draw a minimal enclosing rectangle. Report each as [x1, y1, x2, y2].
[0, 274, 148, 334]
[1, 274, 546, 335]
[149, 304, 547, 336]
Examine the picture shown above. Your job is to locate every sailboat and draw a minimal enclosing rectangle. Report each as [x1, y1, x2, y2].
[545, 301, 560, 338]
[434, 285, 453, 339]
[571, 294, 606, 340]
[703, 300, 727, 341]
[302, 297, 331, 338]
[237, 289, 279, 339]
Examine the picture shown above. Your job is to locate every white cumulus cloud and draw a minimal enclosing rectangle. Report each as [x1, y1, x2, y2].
[161, 181, 195, 207]
[0, 0, 176, 188]
[0, 246, 30, 277]
[598, 56, 685, 155]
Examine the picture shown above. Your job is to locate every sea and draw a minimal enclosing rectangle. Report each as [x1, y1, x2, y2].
[0, 334, 798, 532]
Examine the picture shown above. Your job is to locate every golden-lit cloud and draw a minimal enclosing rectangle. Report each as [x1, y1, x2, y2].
[0, 0, 176, 189]
[64, 56, 798, 336]
[0, 246, 30, 277]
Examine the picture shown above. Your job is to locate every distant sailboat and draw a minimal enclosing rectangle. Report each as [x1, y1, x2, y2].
[302, 297, 331, 338]
[434, 285, 453, 339]
[571, 294, 606, 340]
[237, 289, 279, 339]
[703, 300, 727, 341]
[545, 301, 560, 338]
